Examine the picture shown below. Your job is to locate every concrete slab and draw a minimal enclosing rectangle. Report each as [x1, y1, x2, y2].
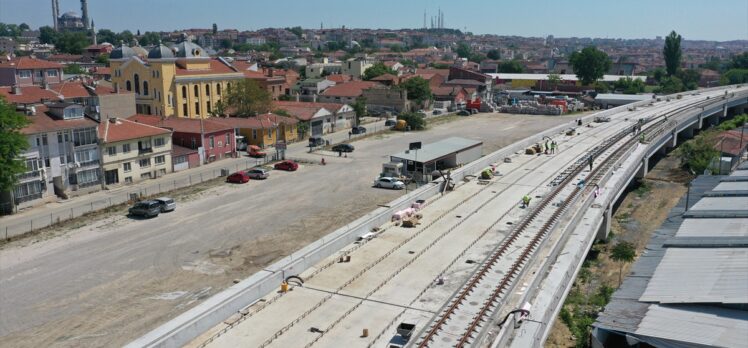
[676, 218, 748, 238]
[690, 196, 748, 211]
[713, 181, 748, 191]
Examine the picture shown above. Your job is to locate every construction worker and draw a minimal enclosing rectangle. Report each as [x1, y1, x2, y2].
[522, 195, 531, 208]
[588, 154, 594, 171]
[550, 141, 556, 154]
[639, 132, 646, 143]
[544, 140, 550, 154]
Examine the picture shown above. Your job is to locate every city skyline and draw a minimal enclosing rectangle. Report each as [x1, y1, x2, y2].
[0, 0, 746, 41]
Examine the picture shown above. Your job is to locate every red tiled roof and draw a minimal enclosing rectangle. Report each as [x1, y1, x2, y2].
[0, 56, 63, 70]
[21, 105, 98, 135]
[172, 144, 198, 156]
[431, 86, 466, 97]
[370, 73, 398, 82]
[274, 100, 348, 114]
[273, 105, 330, 121]
[128, 114, 233, 134]
[213, 113, 298, 129]
[175, 59, 239, 76]
[0, 86, 61, 104]
[99, 117, 171, 143]
[325, 74, 352, 83]
[47, 54, 87, 62]
[715, 129, 748, 156]
[320, 81, 381, 98]
[91, 67, 111, 75]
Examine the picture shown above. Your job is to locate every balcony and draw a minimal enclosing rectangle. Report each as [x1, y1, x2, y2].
[78, 159, 100, 168]
[15, 192, 43, 204]
[18, 170, 41, 181]
[138, 147, 153, 155]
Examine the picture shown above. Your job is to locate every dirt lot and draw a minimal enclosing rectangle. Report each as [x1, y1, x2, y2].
[0, 112, 582, 348]
[545, 153, 690, 347]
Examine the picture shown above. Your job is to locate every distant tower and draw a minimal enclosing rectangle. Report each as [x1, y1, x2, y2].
[51, 0, 59, 31]
[81, 0, 90, 30]
[91, 19, 97, 45]
[423, 10, 426, 29]
[320, 22, 323, 30]
[438, 8, 442, 29]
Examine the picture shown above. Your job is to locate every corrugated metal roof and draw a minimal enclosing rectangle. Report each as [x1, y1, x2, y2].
[390, 137, 482, 163]
[640, 248, 748, 304]
[634, 304, 748, 348]
[689, 196, 748, 211]
[713, 181, 748, 191]
[675, 218, 748, 238]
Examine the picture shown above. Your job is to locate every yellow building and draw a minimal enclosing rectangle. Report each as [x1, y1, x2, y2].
[109, 41, 244, 118]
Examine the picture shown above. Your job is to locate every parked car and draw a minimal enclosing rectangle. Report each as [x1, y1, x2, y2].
[274, 160, 299, 171]
[247, 168, 270, 179]
[384, 119, 397, 127]
[226, 171, 250, 183]
[351, 126, 367, 134]
[153, 197, 176, 212]
[248, 145, 266, 158]
[309, 136, 326, 147]
[331, 143, 355, 153]
[457, 110, 471, 116]
[374, 177, 405, 189]
[594, 116, 611, 123]
[128, 200, 162, 218]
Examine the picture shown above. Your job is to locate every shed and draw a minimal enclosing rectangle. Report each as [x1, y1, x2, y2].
[389, 137, 482, 182]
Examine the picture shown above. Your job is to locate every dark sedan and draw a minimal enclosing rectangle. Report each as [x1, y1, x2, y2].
[331, 143, 355, 153]
[351, 126, 367, 134]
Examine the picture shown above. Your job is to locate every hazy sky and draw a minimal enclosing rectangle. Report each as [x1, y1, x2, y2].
[1, 0, 746, 41]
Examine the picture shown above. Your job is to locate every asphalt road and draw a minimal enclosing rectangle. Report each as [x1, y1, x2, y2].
[0, 113, 580, 347]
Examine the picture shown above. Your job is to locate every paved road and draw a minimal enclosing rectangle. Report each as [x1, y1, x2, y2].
[0, 113, 579, 347]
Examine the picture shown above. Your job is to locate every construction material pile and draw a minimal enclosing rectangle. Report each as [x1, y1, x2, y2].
[499, 101, 563, 115]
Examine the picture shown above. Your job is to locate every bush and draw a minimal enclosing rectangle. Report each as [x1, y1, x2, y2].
[675, 131, 720, 174]
[397, 112, 426, 130]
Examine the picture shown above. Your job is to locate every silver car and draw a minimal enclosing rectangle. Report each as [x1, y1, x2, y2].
[374, 177, 405, 189]
[154, 197, 176, 212]
[247, 168, 270, 180]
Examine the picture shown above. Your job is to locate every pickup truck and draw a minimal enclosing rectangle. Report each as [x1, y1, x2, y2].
[248, 145, 266, 158]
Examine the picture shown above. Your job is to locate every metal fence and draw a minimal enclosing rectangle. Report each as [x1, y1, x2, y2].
[2, 158, 273, 240]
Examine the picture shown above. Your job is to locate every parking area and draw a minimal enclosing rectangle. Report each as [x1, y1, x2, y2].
[0, 112, 583, 348]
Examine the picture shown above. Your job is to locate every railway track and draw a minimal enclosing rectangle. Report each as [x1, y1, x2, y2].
[412, 93, 732, 348]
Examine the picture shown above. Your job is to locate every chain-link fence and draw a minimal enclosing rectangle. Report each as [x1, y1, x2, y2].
[2, 158, 275, 240]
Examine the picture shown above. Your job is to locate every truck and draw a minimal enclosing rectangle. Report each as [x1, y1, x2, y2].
[247, 145, 266, 158]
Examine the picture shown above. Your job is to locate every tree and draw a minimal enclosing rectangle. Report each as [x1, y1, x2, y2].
[610, 241, 636, 287]
[211, 100, 227, 117]
[498, 60, 524, 73]
[651, 67, 666, 83]
[212, 23, 218, 35]
[95, 53, 109, 65]
[731, 52, 748, 69]
[400, 76, 432, 104]
[352, 96, 367, 126]
[55, 32, 89, 54]
[397, 112, 425, 130]
[296, 121, 310, 139]
[676, 131, 719, 174]
[363, 62, 395, 81]
[19, 23, 30, 31]
[139, 31, 161, 46]
[720, 69, 748, 85]
[487, 49, 500, 60]
[677, 69, 700, 91]
[286, 26, 303, 39]
[0, 97, 31, 194]
[225, 79, 272, 117]
[219, 39, 233, 49]
[613, 77, 645, 94]
[39, 26, 58, 45]
[456, 42, 472, 58]
[663, 30, 682, 76]
[63, 64, 86, 75]
[97, 29, 118, 44]
[119, 30, 134, 45]
[547, 73, 561, 90]
[569, 46, 611, 86]
[656, 76, 684, 93]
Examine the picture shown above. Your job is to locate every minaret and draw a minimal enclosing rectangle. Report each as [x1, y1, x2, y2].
[91, 19, 97, 45]
[52, 0, 59, 31]
[81, 0, 90, 30]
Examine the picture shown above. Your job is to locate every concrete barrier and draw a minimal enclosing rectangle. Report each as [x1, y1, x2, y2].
[126, 88, 746, 348]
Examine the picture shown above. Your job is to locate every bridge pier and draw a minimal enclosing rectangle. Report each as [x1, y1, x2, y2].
[635, 157, 648, 179]
[669, 131, 677, 149]
[596, 204, 612, 240]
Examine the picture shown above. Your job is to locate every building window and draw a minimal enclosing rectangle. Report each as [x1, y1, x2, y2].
[75, 148, 97, 163]
[182, 86, 187, 98]
[139, 158, 151, 168]
[107, 146, 116, 156]
[154, 137, 165, 147]
[126, 80, 132, 91]
[194, 85, 199, 97]
[76, 168, 99, 186]
[209, 135, 214, 148]
[168, 93, 173, 106]
[195, 102, 199, 116]
[154, 155, 165, 165]
[252, 129, 257, 140]
[123, 162, 131, 172]
[47, 69, 59, 77]
[183, 103, 188, 116]
[138, 139, 152, 153]
[225, 133, 230, 147]
[19, 70, 32, 78]
[141, 172, 151, 179]
[73, 127, 97, 146]
[122, 143, 131, 153]
[217, 84, 221, 96]
[143, 81, 149, 95]
[191, 137, 196, 149]
[35, 70, 43, 79]
[207, 101, 211, 114]
[125, 176, 132, 184]
[134, 74, 140, 94]
[205, 84, 210, 96]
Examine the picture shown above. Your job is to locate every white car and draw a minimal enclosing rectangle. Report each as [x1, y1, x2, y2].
[374, 177, 405, 189]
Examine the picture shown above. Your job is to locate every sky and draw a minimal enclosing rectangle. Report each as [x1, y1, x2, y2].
[0, 0, 746, 41]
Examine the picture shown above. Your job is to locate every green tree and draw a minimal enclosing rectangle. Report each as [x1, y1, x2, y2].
[19, 23, 30, 31]
[211, 100, 227, 117]
[0, 97, 31, 193]
[677, 69, 700, 91]
[363, 62, 395, 80]
[720, 69, 748, 85]
[487, 49, 500, 60]
[97, 29, 118, 44]
[731, 52, 748, 69]
[400, 76, 432, 104]
[397, 112, 425, 130]
[219, 39, 233, 49]
[139, 31, 161, 46]
[286, 26, 303, 39]
[651, 67, 666, 83]
[119, 30, 134, 45]
[95, 53, 109, 65]
[663, 30, 682, 76]
[613, 77, 645, 94]
[656, 76, 684, 93]
[63, 64, 86, 75]
[39, 26, 58, 45]
[498, 60, 524, 73]
[610, 241, 636, 287]
[676, 131, 719, 174]
[352, 96, 367, 126]
[225, 79, 272, 116]
[570, 46, 611, 86]
[547, 73, 561, 90]
[296, 121, 310, 139]
[455, 42, 472, 58]
[212, 23, 218, 35]
[55, 32, 90, 54]
[399, 59, 417, 68]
